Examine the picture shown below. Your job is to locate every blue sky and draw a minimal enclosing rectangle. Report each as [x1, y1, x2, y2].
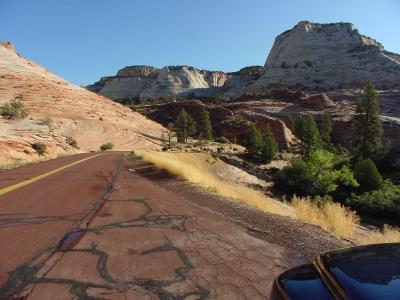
[1, 0, 399, 85]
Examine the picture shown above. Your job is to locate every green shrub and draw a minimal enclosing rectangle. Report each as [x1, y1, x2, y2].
[100, 142, 113, 151]
[66, 136, 78, 148]
[0, 98, 29, 119]
[39, 117, 53, 127]
[354, 159, 383, 190]
[332, 155, 351, 169]
[261, 125, 278, 162]
[346, 181, 400, 218]
[216, 136, 229, 144]
[273, 158, 314, 195]
[273, 150, 358, 196]
[32, 142, 46, 156]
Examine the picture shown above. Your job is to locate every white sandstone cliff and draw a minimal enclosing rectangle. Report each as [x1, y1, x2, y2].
[252, 21, 400, 90]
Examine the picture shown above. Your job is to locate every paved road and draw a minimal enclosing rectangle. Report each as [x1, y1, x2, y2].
[0, 152, 288, 299]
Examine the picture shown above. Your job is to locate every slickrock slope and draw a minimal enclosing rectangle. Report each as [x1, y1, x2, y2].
[252, 21, 400, 90]
[0, 43, 164, 164]
[88, 65, 264, 101]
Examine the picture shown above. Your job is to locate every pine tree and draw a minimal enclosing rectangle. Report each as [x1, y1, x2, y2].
[294, 115, 321, 159]
[245, 124, 262, 154]
[294, 115, 307, 156]
[351, 83, 383, 161]
[167, 123, 175, 148]
[199, 110, 213, 140]
[303, 115, 321, 159]
[261, 125, 278, 162]
[175, 109, 196, 143]
[320, 113, 333, 151]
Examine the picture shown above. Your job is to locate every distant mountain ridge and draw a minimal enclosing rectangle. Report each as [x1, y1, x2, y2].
[87, 65, 264, 101]
[88, 21, 400, 101]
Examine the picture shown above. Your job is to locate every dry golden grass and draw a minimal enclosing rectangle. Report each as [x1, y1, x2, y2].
[134, 150, 289, 216]
[358, 225, 400, 245]
[135, 150, 400, 242]
[0, 159, 38, 170]
[292, 196, 359, 239]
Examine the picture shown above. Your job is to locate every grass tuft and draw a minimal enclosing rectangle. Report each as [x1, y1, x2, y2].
[292, 196, 359, 238]
[358, 225, 400, 245]
[0, 160, 38, 170]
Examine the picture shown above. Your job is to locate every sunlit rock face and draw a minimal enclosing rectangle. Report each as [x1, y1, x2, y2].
[88, 65, 264, 101]
[252, 21, 400, 91]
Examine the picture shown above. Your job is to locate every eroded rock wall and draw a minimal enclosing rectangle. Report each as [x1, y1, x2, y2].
[252, 21, 400, 90]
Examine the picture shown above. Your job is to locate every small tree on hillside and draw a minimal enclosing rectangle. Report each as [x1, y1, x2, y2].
[175, 109, 196, 143]
[261, 125, 278, 162]
[294, 115, 321, 159]
[199, 110, 213, 140]
[245, 124, 262, 154]
[354, 159, 383, 191]
[351, 83, 383, 161]
[167, 123, 175, 147]
[320, 113, 333, 151]
[160, 132, 168, 149]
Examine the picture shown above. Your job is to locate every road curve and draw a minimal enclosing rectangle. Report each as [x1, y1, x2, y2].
[0, 152, 289, 299]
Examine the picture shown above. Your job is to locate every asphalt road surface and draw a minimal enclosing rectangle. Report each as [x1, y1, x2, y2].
[0, 152, 289, 299]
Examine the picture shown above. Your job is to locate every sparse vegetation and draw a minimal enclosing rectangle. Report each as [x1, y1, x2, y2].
[294, 114, 321, 159]
[215, 136, 229, 144]
[0, 98, 29, 119]
[320, 113, 333, 151]
[174, 109, 196, 143]
[358, 225, 400, 245]
[214, 93, 228, 102]
[199, 109, 213, 140]
[261, 125, 278, 162]
[100, 142, 113, 151]
[65, 136, 78, 148]
[245, 124, 262, 154]
[0, 159, 38, 170]
[134, 150, 286, 216]
[32, 142, 47, 156]
[39, 117, 53, 128]
[293, 196, 359, 238]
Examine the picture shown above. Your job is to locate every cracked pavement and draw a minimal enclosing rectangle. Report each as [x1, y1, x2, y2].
[0, 152, 292, 299]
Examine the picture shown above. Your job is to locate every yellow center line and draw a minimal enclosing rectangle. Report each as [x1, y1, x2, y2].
[0, 154, 103, 197]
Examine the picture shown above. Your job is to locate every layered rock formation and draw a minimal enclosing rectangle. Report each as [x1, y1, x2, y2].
[0, 43, 165, 164]
[252, 21, 400, 90]
[87, 66, 264, 101]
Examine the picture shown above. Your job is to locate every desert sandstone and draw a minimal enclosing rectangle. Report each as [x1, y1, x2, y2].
[0, 43, 165, 164]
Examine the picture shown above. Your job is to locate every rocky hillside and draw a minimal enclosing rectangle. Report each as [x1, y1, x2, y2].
[137, 100, 296, 149]
[252, 21, 400, 90]
[87, 66, 264, 101]
[0, 43, 165, 164]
